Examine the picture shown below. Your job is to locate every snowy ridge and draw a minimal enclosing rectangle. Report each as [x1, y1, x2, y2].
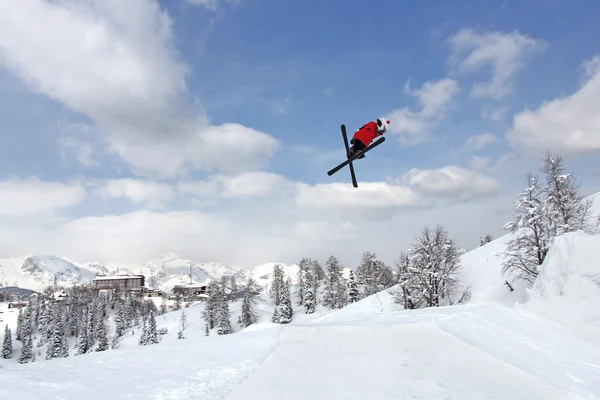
[0, 255, 95, 292]
[0, 252, 306, 293]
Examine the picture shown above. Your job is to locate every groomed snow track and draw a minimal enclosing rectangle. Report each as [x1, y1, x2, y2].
[226, 303, 600, 399]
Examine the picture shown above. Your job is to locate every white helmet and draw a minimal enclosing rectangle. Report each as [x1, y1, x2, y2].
[376, 117, 389, 133]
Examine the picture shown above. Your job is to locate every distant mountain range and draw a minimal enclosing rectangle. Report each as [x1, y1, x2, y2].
[0, 252, 311, 293]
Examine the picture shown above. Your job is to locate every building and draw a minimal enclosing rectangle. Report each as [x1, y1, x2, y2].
[93, 275, 145, 294]
[171, 284, 208, 300]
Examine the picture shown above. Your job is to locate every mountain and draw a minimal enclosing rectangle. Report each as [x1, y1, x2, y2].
[0, 255, 95, 292]
[0, 252, 305, 294]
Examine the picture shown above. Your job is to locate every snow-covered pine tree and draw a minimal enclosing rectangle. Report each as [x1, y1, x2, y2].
[270, 264, 285, 306]
[19, 333, 34, 364]
[355, 252, 379, 298]
[2, 324, 12, 359]
[542, 151, 592, 236]
[273, 278, 293, 324]
[230, 275, 238, 301]
[310, 259, 325, 281]
[295, 258, 309, 306]
[303, 267, 316, 314]
[216, 281, 233, 335]
[177, 309, 187, 339]
[69, 304, 78, 337]
[18, 307, 34, 364]
[138, 317, 148, 345]
[95, 317, 109, 351]
[46, 316, 68, 360]
[238, 277, 260, 328]
[202, 281, 220, 329]
[115, 301, 126, 338]
[145, 311, 159, 345]
[323, 255, 343, 309]
[85, 304, 95, 351]
[408, 225, 464, 307]
[15, 307, 23, 341]
[501, 174, 552, 284]
[347, 270, 359, 303]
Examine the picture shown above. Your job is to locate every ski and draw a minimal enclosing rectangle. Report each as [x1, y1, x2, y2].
[341, 124, 358, 188]
[327, 136, 385, 177]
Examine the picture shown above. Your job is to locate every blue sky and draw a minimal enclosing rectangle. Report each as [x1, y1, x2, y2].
[0, 0, 599, 268]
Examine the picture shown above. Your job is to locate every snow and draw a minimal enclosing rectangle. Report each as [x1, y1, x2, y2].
[520, 230, 600, 341]
[2, 197, 600, 398]
[0, 255, 96, 291]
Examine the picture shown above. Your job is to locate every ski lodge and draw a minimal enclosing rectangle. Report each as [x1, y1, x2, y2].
[93, 274, 145, 294]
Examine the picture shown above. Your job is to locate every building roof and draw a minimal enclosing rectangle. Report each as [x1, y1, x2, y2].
[93, 275, 145, 281]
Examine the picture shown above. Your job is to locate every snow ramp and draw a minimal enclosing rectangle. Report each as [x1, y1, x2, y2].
[226, 304, 600, 399]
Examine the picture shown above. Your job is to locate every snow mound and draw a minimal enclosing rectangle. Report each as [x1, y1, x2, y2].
[522, 230, 600, 341]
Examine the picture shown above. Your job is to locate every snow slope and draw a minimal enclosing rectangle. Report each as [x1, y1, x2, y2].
[227, 301, 599, 399]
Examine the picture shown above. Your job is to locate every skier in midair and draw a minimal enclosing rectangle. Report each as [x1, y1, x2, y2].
[347, 117, 389, 159]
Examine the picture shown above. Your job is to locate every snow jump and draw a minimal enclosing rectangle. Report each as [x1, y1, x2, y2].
[327, 118, 389, 188]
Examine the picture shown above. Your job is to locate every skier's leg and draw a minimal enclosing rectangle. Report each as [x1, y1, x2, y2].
[349, 139, 367, 159]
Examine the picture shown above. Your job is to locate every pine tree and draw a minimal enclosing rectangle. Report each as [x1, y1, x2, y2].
[323, 256, 343, 309]
[177, 309, 187, 339]
[295, 258, 309, 306]
[303, 267, 316, 314]
[347, 270, 359, 303]
[239, 277, 260, 328]
[18, 333, 34, 364]
[355, 252, 379, 298]
[202, 281, 219, 329]
[2, 324, 12, 359]
[205, 323, 209, 336]
[46, 317, 68, 360]
[95, 318, 109, 351]
[15, 307, 23, 341]
[138, 318, 148, 345]
[230, 275, 238, 301]
[216, 284, 233, 335]
[273, 279, 293, 324]
[145, 311, 159, 345]
[115, 301, 126, 337]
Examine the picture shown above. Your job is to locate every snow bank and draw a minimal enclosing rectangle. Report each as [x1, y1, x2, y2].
[522, 231, 600, 341]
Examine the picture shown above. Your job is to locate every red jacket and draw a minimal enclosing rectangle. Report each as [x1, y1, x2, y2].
[352, 121, 381, 146]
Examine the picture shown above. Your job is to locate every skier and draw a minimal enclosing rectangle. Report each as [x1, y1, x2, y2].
[348, 117, 389, 159]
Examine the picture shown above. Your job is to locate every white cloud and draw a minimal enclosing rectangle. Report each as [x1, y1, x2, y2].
[403, 166, 500, 202]
[448, 28, 546, 99]
[295, 181, 430, 219]
[184, 0, 240, 10]
[218, 172, 289, 198]
[387, 78, 460, 145]
[0, 177, 85, 217]
[95, 178, 174, 208]
[294, 220, 357, 241]
[462, 133, 497, 152]
[177, 171, 290, 199]
[506, 56, 600, 156]
[0, 0, 277, 178]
